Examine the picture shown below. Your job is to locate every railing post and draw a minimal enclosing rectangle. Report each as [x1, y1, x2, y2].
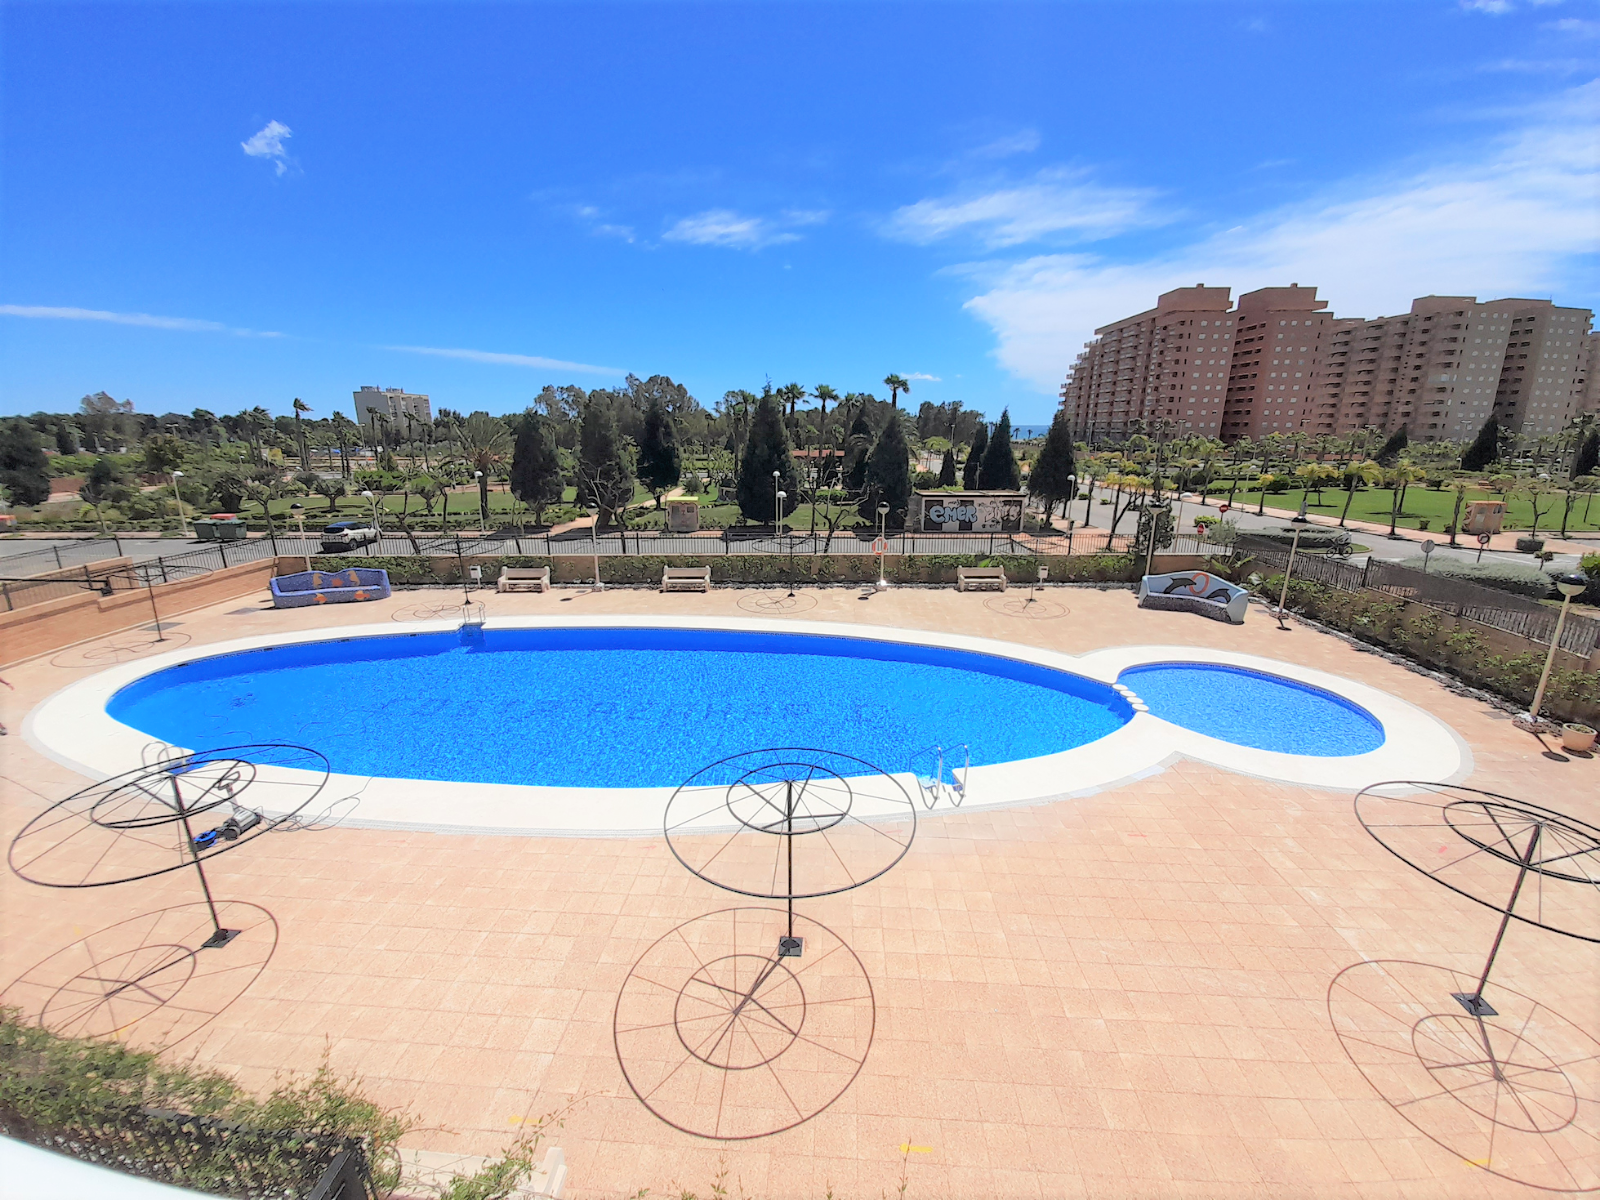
[218, 540, 228, 569]
[158, 556, 169, 584]
[52, 546, 63, 571]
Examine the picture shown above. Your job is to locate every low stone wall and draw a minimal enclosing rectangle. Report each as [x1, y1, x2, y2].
[0, 558, 276, 666]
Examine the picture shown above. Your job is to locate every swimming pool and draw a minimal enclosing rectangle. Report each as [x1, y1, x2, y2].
[1117, 662, 1386, 756]
[107, 627, 1134, 788]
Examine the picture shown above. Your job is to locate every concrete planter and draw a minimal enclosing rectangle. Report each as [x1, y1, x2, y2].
[1561, 723, 1596, 753]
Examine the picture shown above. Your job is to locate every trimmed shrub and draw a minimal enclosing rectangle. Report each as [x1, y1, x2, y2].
[1396, 556, 1554, 599]
[1245, 527, 1348, 550]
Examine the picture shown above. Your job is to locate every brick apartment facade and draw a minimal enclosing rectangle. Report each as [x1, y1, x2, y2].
[1061, 288, 1596, 444]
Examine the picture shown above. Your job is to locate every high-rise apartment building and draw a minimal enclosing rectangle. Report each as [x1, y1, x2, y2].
[1221, 285, 1330, 441]
[353, 385, 432, 425]
[1060, 285, 1233, 440]
[1492, 302, 1594, 437]
[1060, 287, 1595, 445]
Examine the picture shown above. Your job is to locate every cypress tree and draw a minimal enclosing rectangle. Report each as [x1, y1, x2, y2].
[1375, 424, 1409, 467]
[844, 407, 874, 493]
[736, 394, 799, 523]
[1027, 409, 1077, 516]
[576, 401, 635, 530]
[636, 396, 681, 508]
[1573, 430, 1599, 479]
[861, 414, 913, 528]
[509, 414, 565, 525]
[962, 425, 987, 490]
[937, 448, 957, 487]
[0, 418, 51, 506]
[1462, 417, 1500, 472]
[977, 409, 1021, 490]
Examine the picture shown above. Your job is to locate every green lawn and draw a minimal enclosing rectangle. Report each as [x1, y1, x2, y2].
[1225, 485, 1600, 534]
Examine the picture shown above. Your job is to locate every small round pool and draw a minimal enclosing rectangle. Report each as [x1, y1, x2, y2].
[1118, 662, 1385, 756]
[107, 628, 1133, 788]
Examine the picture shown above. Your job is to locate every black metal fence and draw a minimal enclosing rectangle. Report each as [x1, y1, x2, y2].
[0, 538, 281, 611]
[1, 1101, 373, 1200]
[1237, 534, 1600, 657]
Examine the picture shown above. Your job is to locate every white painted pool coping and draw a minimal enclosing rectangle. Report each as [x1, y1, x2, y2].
[25, 616, 1471, 837]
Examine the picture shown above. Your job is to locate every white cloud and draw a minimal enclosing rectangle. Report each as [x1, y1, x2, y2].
[1462, 0, 1514, 13]
[0, 304, 280, 337]
[906, 372, 942, 382]
[884, 168, 1166, 249]
[662, 208, 828, 250]
[386, 344, 624, 374]
[241, 120, 293, 175]
[959, 82, 1599, 393]
[972, 130, 1041, 159]
[1549, 17, 1600, 36]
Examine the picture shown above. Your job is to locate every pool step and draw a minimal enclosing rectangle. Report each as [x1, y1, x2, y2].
[1112, 682, 1150, 715]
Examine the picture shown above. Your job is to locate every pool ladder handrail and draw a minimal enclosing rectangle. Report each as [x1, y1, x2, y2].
[914, 745, 971, 810]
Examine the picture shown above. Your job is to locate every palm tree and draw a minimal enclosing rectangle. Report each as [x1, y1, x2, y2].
[329, 413, 358, 478]
[1383, 461, 1425, 537]
[883, 374, 909, 410]
[459, 413, 512, 527]
[1339, 460, 1381, 528]
[292, 398, 312, 468]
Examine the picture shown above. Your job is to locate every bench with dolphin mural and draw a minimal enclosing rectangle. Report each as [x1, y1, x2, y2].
[1136, 570, 1248, 624]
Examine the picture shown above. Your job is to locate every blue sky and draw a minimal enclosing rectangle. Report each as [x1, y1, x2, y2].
[2, 1, 1596, 425]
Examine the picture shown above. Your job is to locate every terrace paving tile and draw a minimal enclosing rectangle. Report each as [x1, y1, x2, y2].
[2, 584, 1596, 1198]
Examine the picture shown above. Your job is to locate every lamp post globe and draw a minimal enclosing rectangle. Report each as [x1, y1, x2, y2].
[875, 503, 891, 591]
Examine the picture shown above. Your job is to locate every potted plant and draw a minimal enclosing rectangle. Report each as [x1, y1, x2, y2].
[1516, 535, 1545, 553]
[1562, 723, 1596, 753]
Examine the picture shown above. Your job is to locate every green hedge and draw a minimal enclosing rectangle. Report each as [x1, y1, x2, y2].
[1395, 556, 1555, 599]
[308, 552, 1143, 587]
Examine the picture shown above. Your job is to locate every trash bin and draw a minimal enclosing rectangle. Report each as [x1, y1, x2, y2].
[196, 515, 246, 542]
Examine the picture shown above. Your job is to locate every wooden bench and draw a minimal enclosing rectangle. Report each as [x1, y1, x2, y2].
[956, 567, 1008, 592]
[497, 566, 551, 593]
[661, 565, 711, 593]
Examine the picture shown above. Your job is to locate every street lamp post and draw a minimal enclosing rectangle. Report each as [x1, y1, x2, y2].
[473, 470, 486, 533]
[360, 489, 378, 557]
[289, 502, 309, 572]
[1275, 525, 1304, 631]
[171, 470, 190, 538]
[1080, 473, 1093, 531]
[1065, 474, 1076, 554]
[875, 502, 890, 592]
[1529, 572, 1590, 724]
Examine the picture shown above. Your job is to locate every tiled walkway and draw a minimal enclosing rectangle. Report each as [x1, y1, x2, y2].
[2, 584, 1595, 1198]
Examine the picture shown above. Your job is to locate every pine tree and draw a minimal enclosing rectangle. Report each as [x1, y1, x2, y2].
[861, 414, 912, 528]
[937, 448, 957, 487]
[1573, 430, 1599, 479]
[636, 396, 681, 508]
[962, 425, 987, 490]
[1375, 424, 1409, 467]
[736, 394, 799, 524]
[1027, 409, 1076, 517]
[509, 414, 564, 525]
[575, 402, 635, 530]
[978, 409, 1021, 490]
[0, 418, 51, 506]
[1462, 417, 1500, 472]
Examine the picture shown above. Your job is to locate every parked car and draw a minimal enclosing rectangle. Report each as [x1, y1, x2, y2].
[320, 520, 380, 551]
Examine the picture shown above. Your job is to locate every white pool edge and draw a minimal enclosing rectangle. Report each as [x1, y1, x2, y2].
[24, 616, 1472, 836]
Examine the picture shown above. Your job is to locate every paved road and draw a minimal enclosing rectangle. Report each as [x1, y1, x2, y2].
[1058, 484, 1590, 572]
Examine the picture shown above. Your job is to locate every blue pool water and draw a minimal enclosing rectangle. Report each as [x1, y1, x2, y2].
[1118, 662, 1384, 756]
[108, 628, 1133, 788]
